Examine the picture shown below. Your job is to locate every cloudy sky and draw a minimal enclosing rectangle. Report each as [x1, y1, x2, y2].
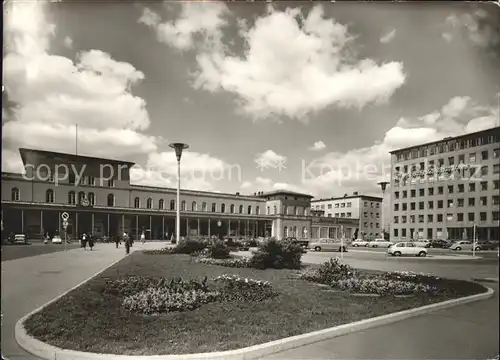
[2, 1, 500, 199]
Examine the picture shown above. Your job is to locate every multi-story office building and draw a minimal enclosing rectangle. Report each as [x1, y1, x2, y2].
[1, 148, 357, 241]
[390, 126, 500, 241]
[311, 193, 382, 238]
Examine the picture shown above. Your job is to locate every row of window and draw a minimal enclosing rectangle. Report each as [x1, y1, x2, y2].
[394, 195, 500, 212]
[314, 201, 380, 210]
[43, 174, 115, 188]
[394, 134, 499, 162]
[396, 148, 500, 168]
[9, 188, 311, 216]
[394, 180, 500, 200]
[324, 212, 353, 218]
[363, 222, 380, 228]
[394, 211, 500, 224]
[283, 226, 307, 238]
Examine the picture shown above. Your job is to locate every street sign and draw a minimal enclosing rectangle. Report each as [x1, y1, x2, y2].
[62, 220, 68, 230]
[61, 212, 69, 221]
[217, 220, 222, 227]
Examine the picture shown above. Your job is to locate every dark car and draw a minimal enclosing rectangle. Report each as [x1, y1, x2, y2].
[477, 241, 499, 251]
[428, 239, 451, 248]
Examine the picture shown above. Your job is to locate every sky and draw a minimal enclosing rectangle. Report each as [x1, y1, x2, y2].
[2, 0, 500, 201]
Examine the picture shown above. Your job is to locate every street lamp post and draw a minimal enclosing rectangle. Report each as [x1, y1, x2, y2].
[378, 181, 389, 239]
[169, 143, 189, 244]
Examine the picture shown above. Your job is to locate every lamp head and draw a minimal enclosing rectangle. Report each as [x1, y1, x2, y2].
[377, 181, 389, 192]
[169, 142, 189, 161]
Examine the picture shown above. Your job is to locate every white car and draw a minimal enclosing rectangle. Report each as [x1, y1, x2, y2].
[388, 242, 427, 257]
[449, 241, 480, 251]
[367, 238, 393, 248]
[52, 235, 62, 244]
[309, 238, 348, 252]
[413, 239, 430, 248]
[351, 238, 370, 247]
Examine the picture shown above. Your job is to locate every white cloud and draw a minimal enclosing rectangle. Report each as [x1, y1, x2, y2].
[380, 29, 396, 44]
[310, 140, 326, 151]
[253, 176, 309, 195]
[2, 1, 158, 173]
[142, 4, 406, 121]
[63, 36, 73, 48]
[443, 10, 500, 50]
[240, 181, 252, 189]
[302, 96, 498, 197]
[255, 150, 287, 170]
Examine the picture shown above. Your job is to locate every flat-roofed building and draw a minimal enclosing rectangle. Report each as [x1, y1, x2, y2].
[390, 126, 500, 241]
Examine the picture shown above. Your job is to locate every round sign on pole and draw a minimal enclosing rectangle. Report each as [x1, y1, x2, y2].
[217, 220, 222, 227]
[61, 212, 69, 221]
[81, 199, 89, 207]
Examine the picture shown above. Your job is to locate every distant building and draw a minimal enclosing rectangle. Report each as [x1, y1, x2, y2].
[2, 148, 356, 241]
[390, 126, 500, 241]
[311, 193, 382, 239]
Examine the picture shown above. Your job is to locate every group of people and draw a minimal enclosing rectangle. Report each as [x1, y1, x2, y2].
[80, 232, 95, 250]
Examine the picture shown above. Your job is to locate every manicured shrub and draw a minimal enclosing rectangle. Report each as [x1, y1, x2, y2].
[143, 247, 173, 255]
[208, 240, 231, 259]
[213, 274, 277, 302]
[299, 258, 355, 284]
[104, 276, 209, 297]
[122, 288, 220, 314]
[250, 238, 303, 269]
[331, 277, 435, 296]
[163, 239, 207, 255]
[194, 257, 253, 268]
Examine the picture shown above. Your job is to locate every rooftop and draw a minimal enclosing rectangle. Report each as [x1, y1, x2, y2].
[389, 126, 500, 154]
[312, 194, 382, 202]
[254, 189, 315, 199]
[19, 148, 136, 167]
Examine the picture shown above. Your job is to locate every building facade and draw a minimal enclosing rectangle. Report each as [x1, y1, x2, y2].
[311, 193, 382, 238]
[390, 127, 500, 241]
[2, 148, 356, 241]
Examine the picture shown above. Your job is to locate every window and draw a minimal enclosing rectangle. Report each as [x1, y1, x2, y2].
[469, 198, 475, 207]
[437, 214, 443, 222]
[448, 185, 454, 194]
[395, 191, 400, 199]
[438, 158, 444, 167]
[80, 176, 86, 185]
[481, 181, 488, 191]
[480, 212, 487, 221]
[458, 184, 464, 193]
[78, 191, 85, 204]
[457, 213, 463, 222]
[11, 187, 21, 201]
[480, 196, 487, 206]
[335, 204, 339, 208]
[170, 200, 176, 210]
[88, 192, 95, 206]
[480, 166, 488, 176]
[394, 204, 399, 211]
[410, 215, 415, 223]
[419, 189, 424, 197]
[402, 203, 407, 211]
[202, 202, 207, 212]
[68, 191, 75, 204]
[267, 206, 270, 215]
[89, 176, 95, 186]
[238, 205, 243, 214]
[401, 228, 407, 237]
[446, 213, 453, 221]
[107, 194, 115, 207]
[147, 198, 153, 209]
[347, 212, 352, 217]
[493, 196, 500, 205]
[341, 213, 345, 217]
[211, 203, 216, 212]
[457, 198, 464, 207]
[428, 187, 434, 196]
[159, 199, 165, 209]
[294, 206, 299, 215]
[468, 212, 475, 222]
[274, 206, 277, 214]
[328, 204, 332, 209]
[428, 214, 433, 223]
[437, 200, 444, 209]
[221, 203, 226, 213]
[411, 190, 416, 198]
[181, 201, 186, 211]
[418, 214, 424, 223]
[341, 203, 346, 208]
[230, 204, 235, 213]
[481, 150, 489, 160]
[347, 202, 352, 207]
[256, 206, 260, 215]
[448, 156, 455, 165]
[494, 180, 500, 190]
[428, 201, 434, 209]
[469, 153, 476, 162]
[411, 202, 416, 210]
[458, 154, 465, 164]
[447, 199, 454, 208]
[419, 201, 424, 210]
[493, 211, 500, 221]
[69, 174, 75, 185]
[438, 186, 444, 195]
[283, 206, 288, 215]
[108, 179, 115, 187]
[46, 189, 54, 203]
[134, 197, 140, 208]
[494, 164, 500, 174]
[402, 191, 408, 198]
[469, 183, 476, 192]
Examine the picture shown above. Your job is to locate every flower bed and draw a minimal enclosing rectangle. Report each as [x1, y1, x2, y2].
[194, 256, 253, 268]
[331, 277, 434, 296]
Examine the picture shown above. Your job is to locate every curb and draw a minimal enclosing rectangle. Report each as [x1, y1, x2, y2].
[472, 278, 499, 283]
[15, 277, 495, 360]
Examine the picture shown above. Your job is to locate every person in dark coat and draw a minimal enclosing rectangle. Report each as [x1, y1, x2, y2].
[81, 233, 88, 250]
[124, 232, 131, 255]
[115, 235, 120, 249]
[88, 234, 94, 251]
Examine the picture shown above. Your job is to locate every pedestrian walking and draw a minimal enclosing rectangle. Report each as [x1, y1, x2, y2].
[81, 232, 88, 250]
[124, 232, 131, 255]
[88, 234, 94, 251]
[141, 232, 146, 244]
[115, 235, 120, 248]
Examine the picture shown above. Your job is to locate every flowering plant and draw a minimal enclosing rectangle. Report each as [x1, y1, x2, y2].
[299, 258, 356, 284]
[194, 257, 253, 268]
[331, 277, 435, 296]
[213, 274, 276, 302]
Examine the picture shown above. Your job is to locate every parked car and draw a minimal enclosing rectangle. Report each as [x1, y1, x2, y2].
[413, 239, 430, 248]
[367, 238, 393, 248]
[428, 239, 451, 248]
[476, 241, 499, 251]
[351, 238, 370, 247]
[290, 238, 309, 249]
[449, 241, 481, 251]
[52, 235, 62, 244]
[309, 238, 348, 252]
[10, 233, 28, 244]
[387, 242, 427, 257]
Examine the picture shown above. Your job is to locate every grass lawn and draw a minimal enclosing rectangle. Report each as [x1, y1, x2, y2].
[24, 252, 487, 355]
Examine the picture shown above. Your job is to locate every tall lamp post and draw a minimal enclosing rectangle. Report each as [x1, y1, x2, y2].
[169, 143, 189, 244]
[378, 181, 389, 239]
